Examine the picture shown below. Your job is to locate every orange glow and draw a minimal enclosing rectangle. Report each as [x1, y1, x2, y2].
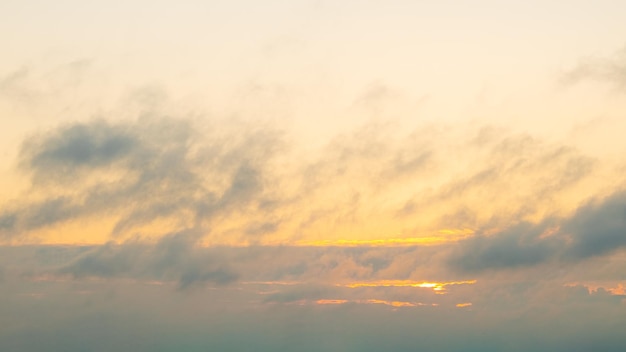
[34, 230, 474, 247]
[565, 282, 626, 296]
[437, 228, 475, 236]
[296, 233, 472, 247]
[342, 279, 477, 293]
[316, 299, 349, 305]
[313, 299, 435, 308]
[608, 284, 626, 296]
[363, 299, 421, 307]
[613, 284, 626, 295]
[456, 303, 472, 308]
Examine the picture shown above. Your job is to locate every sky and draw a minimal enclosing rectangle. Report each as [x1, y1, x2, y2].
[1, 1, 626, 351]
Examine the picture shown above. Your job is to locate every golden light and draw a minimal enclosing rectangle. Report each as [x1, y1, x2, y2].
[456, 303, 472, 308]
[316, 299, 349, 305]
[341, 279, 477, 293]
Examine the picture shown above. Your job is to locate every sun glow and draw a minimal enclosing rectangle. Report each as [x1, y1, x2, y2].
[342, 280, 477, 293]
[456, 303, 473, 308]
[314, 299, 436, 308]
[363, 299, 427, 307]
[316, 299, 349, 305]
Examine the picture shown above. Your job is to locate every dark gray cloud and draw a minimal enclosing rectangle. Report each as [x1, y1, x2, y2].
[59, 242, 138, 279]
[0, 197, 77, 238]
[20, 120, 137, 182]
[449, 221, 561, 273]
[564, 191, 626, 260]
[1, 117, 283, 240]
[263, 284, 337, 303]
[450, 191, 626, 273]
[58, 230, 238, 289]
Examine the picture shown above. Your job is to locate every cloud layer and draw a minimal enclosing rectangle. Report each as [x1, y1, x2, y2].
[1, 117, 283, 241]
[450, 190, 626, 273]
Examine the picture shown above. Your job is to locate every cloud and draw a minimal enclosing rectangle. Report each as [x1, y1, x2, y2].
[0, 66, 39, 105]
[20, 120, 137, 182]
[263, 284, 337, 303]
[1, 100, 607, 249]
[564, 190, 626, 260]
[0, 59, 93, 107]
[0, 116, 283, 240]
[2, 237, 626, 351]
[449, 221, 561, 273]
[561, 46, 626, 90]
[0, 111, 611, 269]
[437, 133, 593, 210]
[449, 190, 626, 273]
[392, 129, 596, 238]
[58, 230, 238, 289]
[245, 221, 280, 236]
[2, 255, 626, 352]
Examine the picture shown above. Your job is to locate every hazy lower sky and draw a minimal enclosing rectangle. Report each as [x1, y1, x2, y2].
[2, 1, 626, 351]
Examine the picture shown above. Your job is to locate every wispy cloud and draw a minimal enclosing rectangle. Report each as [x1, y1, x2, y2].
[1, 116, 283, 241]
[561, 46, 626, 91]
